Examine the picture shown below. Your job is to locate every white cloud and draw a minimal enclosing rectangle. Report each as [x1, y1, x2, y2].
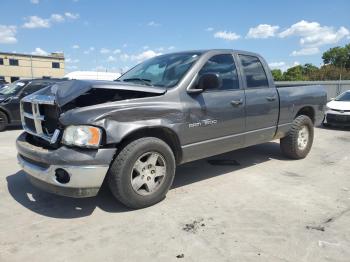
[168, 46, 175, 50]
[50, 14, 65, 23]
[66, 57, 79, 63]
[107, 56, 116, 62]
[22, 12, 79, 29]
[206, 27, 214, 31]
[0, 25, 17, 44]
[113, 49, 121, 54]
[279, 20, 349, 47]
[247, 24, 279, 39]
[268, 61, 300, 72]
[147, 21, 161, 27]
[290, 47, 320, 56]
[31, 47, 48, 56]
[30, 0, 39, 4]
[23, 16, 50, 29]
[84, 46, 95, 54]
[119, 53, 129, 61]
[72, 44, 80, 49]
[64, 12, 80, 20]
[67, 65, 78, 70]
[143, 45, 149, 50]
[214, 31, 240, 41]
[131, 50, 162, 62]
[100, 48, 110, 54]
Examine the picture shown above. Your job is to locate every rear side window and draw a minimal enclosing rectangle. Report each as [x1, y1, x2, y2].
[199, 54, 239, 90]
[239, 55, 268, 88]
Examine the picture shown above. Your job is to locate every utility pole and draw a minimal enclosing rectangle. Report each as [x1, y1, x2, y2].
[30, 55, 33, 79]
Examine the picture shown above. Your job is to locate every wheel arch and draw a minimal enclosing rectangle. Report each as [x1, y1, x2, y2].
[116, 126, 183, 164]
[295, 106, 315, 124]
[0, 107, 10, 124]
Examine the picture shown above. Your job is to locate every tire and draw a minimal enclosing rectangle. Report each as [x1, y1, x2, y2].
[0, 111, 8, 132]
[108, 137, 176, 209]
[280, 115, 314, 159]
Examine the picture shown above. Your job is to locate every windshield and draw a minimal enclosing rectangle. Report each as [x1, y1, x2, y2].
[118, 52, 202, 88]
[335, 92, 350, 101]
[0, 81, 27, 96]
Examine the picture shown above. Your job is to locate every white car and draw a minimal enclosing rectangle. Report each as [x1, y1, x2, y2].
[323, 90, 350, 127]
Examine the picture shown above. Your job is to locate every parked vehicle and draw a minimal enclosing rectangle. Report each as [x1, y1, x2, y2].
[16, 50, 327, 208]
[0, 79, 8, 89]
[323, 90, 350, 127]
[0, 78, 65, 131]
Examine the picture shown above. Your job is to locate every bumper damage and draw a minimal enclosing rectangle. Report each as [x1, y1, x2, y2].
[16, 132, 116, 198]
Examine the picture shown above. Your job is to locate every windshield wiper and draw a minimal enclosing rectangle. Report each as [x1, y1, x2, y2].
[122, 78, 153, 86]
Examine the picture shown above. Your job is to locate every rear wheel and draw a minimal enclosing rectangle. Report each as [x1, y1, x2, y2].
[0, 111, 8, 132]
[280, 115, 314, 159]
[108, 137, 176, 209]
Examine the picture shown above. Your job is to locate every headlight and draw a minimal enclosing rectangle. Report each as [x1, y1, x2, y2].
[62, 125, 102, 148]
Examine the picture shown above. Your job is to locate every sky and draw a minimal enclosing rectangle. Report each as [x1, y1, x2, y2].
[0, 0, 349, 74]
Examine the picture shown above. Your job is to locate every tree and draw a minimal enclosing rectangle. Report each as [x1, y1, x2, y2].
[283, 65, 304, 81]
[322, 44, 350, 69]
[271, 69, 283, 81]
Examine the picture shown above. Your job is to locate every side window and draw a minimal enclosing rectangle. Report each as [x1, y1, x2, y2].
[0, 58, 3, 65]
[9, 59, 19, 66]
[239, 55, 268, 88]
[52, 62, 60, 69]
[199, 54, 239, 90]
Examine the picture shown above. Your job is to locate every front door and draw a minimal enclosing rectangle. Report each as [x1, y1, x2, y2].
[182, 53, 246, 162]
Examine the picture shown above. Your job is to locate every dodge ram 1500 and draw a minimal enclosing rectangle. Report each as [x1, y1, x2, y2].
[16, 49, 327, 208]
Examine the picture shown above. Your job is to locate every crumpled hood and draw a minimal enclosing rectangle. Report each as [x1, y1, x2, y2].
[327, 100, 350, 110]
[35, 79, 167, 107]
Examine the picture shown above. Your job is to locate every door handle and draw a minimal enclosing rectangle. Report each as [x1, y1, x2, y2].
[266, 96, 277, 101]
[230, 99, 243, 106]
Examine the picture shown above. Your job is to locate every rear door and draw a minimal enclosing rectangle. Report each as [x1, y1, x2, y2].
[182, 53, 246, 161]
[237, 54, 279, 146]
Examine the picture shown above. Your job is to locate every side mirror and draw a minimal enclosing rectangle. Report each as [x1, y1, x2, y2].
[188, 73, 222, 94]
[198, 73, 221, 90]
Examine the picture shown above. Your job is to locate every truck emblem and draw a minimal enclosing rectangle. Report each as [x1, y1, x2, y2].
[189, 119, 217, 128]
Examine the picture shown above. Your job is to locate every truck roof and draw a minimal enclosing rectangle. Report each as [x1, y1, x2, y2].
[163, 49, 261, 57]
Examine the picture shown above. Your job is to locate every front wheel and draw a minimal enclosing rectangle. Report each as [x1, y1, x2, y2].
[108, 137, 176, 209]
[280, 115, 314, 159]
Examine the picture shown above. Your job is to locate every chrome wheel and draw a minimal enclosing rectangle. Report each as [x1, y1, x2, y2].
[131, 152, 167, 196]
[297, 126, 309, 150]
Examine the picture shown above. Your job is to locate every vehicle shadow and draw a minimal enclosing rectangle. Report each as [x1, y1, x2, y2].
[6, 141, 287, 219]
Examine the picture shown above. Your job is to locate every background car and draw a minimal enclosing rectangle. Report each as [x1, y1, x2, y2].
[323, 90, 350, 127]
[0, 78, 65, 131]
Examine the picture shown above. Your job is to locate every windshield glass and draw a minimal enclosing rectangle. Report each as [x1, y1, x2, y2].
[0, 81, 27, 96]
[118, 52, 202, 88]
[335, 92, 350, 101]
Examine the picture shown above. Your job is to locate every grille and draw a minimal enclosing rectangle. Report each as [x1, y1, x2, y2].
[326, 113, 350, 123]
[20, 94, 60, 144]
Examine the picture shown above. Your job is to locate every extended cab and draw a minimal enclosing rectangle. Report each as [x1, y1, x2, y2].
[16, 50, 327, 208]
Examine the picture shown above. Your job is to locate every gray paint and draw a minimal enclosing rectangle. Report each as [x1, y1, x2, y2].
[276, 80, 350, 101]
[21, 50, 327, 165]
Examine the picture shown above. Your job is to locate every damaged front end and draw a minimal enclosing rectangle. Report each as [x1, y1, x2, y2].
[20, 80, 166, 147]
[16, 79, 168, 197]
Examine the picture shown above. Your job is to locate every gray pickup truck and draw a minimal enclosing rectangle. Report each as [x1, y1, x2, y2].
[16, 49, 327, 208]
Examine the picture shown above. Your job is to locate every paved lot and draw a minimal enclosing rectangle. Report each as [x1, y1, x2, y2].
[0, 126, 349, 262]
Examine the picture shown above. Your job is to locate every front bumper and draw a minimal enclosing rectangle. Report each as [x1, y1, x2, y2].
[324, 110, 350, 126]
[16, 132, 116, 198]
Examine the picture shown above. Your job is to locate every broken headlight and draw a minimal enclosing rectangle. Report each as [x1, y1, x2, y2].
[62, 125, 102, 148]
